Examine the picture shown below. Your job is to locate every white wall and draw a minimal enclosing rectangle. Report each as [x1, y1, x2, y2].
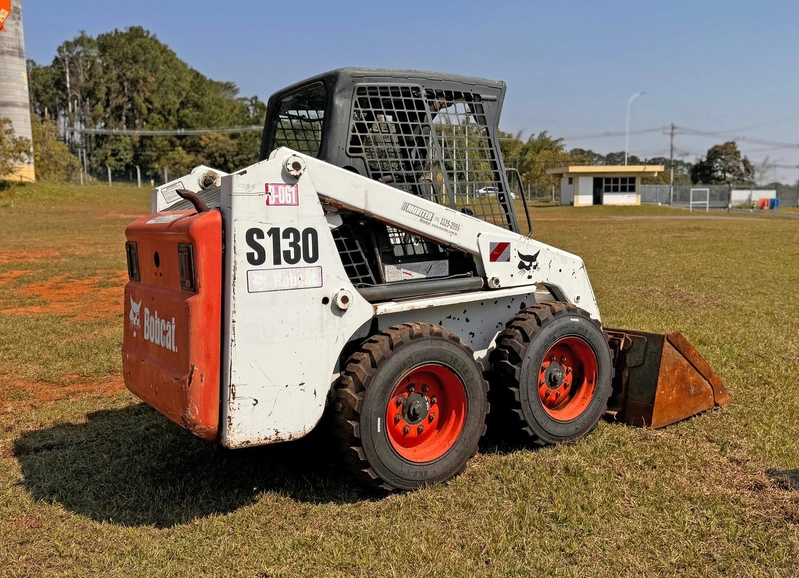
[602, 193, 639, 205]
[575, 176, 594, 206]
[731, 189, 776, 205]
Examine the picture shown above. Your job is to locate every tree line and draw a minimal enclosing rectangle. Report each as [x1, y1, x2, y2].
[25, 26, 265, 182]
[0, 25, 775, 189]
[499, 131, 758, 197]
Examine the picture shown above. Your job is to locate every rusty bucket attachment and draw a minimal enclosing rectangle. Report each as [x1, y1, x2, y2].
[603, 329, 731, 428]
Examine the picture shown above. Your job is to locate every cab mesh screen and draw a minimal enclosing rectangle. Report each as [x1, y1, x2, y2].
[347, 84, 510, 229]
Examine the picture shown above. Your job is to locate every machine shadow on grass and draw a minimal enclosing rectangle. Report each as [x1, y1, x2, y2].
[766, 468, 799, 491]
[13, 404, 376, 528]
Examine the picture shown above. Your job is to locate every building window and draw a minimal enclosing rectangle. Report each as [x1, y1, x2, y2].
[568, 177, 573, 185]
[603, 176, 636, 193]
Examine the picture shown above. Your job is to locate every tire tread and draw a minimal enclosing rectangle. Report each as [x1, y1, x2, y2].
[333, 323, 489, 491]
[487, 302, 608, 446]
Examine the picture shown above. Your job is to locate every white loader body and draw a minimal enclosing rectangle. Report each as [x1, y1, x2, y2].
[151, 148, 599, 448]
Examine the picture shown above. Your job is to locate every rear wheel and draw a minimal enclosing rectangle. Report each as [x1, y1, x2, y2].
[333, 323, 489, 491]
[488, 302, 612, 445]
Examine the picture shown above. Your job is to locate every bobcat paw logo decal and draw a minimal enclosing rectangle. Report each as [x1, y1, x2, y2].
[517, 250, 540, 279]
[129, 297, 142, 336]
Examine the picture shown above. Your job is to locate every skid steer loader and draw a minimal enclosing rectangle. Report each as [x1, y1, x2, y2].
[122, 69, 730, 490]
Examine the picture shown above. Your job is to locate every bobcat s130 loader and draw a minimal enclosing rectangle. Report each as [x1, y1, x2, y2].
[122, 69, 730, 490]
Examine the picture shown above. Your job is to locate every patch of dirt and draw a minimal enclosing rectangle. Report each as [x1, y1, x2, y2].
[0, 375, 125, 415]
[7, 514, 43, 529]
[0, 271, 128, 321]
[630, 285, 728, 308]
[0, 249, 61, 265]
[0, 269, 37, 288]
[688, 441, 799, 527]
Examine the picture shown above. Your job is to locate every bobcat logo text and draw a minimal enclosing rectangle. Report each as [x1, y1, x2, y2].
[141, 306, 178, 353]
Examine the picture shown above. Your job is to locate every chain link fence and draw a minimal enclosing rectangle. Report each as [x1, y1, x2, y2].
[81, 165, 188, 188]
[641, 184, 799, 209]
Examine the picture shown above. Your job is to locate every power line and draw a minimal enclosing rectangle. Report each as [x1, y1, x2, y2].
[562, 127, 664, 140]
[693, 113, 799, 135]
[674, 126, 799, 150]
[74, 125, 263, 136]
[498, 127, 664, 142]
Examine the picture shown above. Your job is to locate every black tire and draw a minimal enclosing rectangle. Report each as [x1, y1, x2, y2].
[488, 302, 612, 446]
[333, 322, 489, 491]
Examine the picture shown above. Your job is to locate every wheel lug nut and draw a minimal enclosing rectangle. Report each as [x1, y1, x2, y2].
[555, 392, 561, 398]
[430, 396, 437, 405]
[422, 384, 429, 393]
[545, 390, 550, 397]
[539, 380, 545, 386]
[540, 365, 546, 372]
[395, 397, 403, 407]
[417, 425, 425, 434]
[566, 367, 572, 374]
[560, 356, 566, 363]
[394, 414, 402, 424]
[408, 385, 415, 393]
[403, 425, 410, 434]
[550, 356, 556, 362]
[428, 413, 435, 422]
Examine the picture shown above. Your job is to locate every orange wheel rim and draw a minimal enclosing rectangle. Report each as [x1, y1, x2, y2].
[537, 337, 597, 421]
[385, 364, 467, 463]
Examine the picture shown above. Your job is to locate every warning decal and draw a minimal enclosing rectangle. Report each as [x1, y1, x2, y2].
[147, 214, 182, 225]
[160, 181, 186, 205]
[489, 242, 511, 262]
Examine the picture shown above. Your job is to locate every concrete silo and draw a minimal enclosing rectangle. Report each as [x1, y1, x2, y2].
[0, 0, 34, 181]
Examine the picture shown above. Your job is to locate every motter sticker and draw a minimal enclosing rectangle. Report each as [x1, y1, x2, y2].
[266, 183, 300, 206]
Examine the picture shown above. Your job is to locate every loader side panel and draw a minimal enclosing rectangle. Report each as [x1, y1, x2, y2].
[122, 210, 222, 440]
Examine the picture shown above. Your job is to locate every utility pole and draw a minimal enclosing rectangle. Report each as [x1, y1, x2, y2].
[795, 166, 799, 208]
[669, 123, 675, 205]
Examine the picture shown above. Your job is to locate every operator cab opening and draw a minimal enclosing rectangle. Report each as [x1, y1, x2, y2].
[260, 68, 519, 232]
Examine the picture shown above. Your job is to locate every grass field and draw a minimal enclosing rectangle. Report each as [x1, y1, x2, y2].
[1, 183, 799, 577]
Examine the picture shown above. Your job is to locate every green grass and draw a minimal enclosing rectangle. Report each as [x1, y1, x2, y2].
[1, 183, 799, 577]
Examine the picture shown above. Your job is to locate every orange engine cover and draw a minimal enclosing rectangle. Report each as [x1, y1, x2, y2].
[122, 210, 222, 440]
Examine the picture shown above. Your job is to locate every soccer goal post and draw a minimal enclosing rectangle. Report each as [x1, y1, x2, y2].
[690, 188, 710, 212]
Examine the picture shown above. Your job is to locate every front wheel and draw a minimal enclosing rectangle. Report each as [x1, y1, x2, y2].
[333, 323, 489, 491]
[488, 303, 612, 445]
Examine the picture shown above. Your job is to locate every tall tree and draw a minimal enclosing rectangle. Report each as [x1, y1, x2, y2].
[641, 156, 693, 185]
[27, 27, 267, 181]
[603, 151, 641, 166]
[516, 131, 575, 193]
[30, 114, 81, 182]
[569, 148, 605, 165]
[690, 141, 754, 184]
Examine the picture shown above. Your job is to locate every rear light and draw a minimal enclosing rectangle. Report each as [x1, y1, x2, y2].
[126, 241, 140, 282]
[178, 243, 196, 292]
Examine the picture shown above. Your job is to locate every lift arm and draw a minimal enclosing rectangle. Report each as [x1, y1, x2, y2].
[152, 147, 601, 320]
[271, 149, 601, 321]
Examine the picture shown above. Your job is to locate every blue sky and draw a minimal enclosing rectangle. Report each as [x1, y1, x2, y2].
[19, 0, 799, 183]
